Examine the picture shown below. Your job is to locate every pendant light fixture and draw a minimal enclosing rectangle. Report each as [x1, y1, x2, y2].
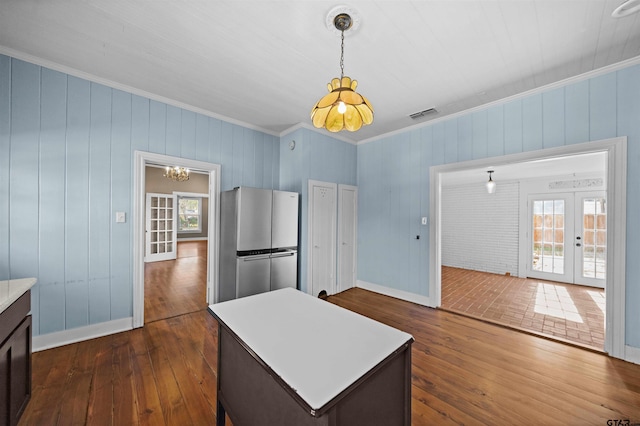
[310, 10, 374, 132]
[486, 170, 496, 194]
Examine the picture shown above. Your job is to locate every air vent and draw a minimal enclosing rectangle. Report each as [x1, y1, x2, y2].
[409, 108, 437, 119]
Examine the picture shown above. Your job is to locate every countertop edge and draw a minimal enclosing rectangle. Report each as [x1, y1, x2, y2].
[0, 278, 37, 314]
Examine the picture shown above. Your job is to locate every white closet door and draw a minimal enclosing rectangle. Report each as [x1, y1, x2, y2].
[145, 192, 177, 262]
[337, 184, 357, 292]
[308, 180, 337, 297]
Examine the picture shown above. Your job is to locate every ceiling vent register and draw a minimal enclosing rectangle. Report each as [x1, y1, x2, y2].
[409, 108, 438, 119]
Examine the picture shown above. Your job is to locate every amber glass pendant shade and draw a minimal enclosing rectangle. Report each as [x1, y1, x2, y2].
[310, 11, 374, 133]
[310, 76, 374, 132]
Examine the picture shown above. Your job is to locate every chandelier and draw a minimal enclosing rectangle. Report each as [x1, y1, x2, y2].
[310, 11, 374, 132]
[164, 166, 190, 182]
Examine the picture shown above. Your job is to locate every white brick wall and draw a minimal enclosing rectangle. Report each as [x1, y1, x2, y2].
[442, 181, 520, 276]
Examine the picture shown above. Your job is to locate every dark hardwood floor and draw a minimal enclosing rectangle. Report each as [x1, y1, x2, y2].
[20, 286, 640, 425]
[144, 241, 208, 323]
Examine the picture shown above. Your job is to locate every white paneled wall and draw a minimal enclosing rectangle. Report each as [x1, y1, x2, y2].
[441, 182, 520, 276]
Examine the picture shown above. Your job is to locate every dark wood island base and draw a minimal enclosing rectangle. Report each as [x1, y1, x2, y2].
[209, 288, 413, 426]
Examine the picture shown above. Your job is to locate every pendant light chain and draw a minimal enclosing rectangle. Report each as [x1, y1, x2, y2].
[340, 30, 345, 79]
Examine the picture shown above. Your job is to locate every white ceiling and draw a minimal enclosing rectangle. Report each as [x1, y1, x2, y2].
[440, 151, 606, 186]
[1, 1, 639, 144]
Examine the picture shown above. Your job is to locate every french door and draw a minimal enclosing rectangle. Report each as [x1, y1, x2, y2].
[528, 191, 606, 288]
[145, 192, 178, 262]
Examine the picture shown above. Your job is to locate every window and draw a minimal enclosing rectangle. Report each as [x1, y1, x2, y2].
[178, 196, 202, 232]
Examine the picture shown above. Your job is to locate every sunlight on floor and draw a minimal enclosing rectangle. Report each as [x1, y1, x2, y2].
[587, 290, 606, 315]
[535, 283, 584, 323]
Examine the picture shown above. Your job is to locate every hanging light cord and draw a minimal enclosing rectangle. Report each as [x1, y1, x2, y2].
[339, 30, 345, 79]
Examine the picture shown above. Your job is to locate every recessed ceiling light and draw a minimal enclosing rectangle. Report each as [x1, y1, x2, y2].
[612, 0, 640, 18]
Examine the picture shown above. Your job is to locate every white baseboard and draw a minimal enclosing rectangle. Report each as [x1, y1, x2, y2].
[356, 280, 435, 307]
[625, 345, 640, 365]
[32, 317, 134, 352]
[177, 237, 208, 242]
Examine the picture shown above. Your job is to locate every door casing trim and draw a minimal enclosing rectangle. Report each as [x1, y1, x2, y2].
[133, 151, 221, 328]
[429, 137, 627, 359]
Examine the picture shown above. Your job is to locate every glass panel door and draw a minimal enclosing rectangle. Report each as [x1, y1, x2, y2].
[145, 192, 178, 262]
[528, 194, 574, 284]
[574, 192, 606, 288]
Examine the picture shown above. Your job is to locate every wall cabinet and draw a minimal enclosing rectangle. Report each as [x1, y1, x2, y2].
[0, 290, 32, 426]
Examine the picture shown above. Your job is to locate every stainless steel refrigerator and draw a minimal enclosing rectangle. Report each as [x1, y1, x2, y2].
[219, 187, 299, 302]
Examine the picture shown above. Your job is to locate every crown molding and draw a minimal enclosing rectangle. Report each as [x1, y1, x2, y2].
[358, 55, 640, 145]
[0, 46, 280, 137]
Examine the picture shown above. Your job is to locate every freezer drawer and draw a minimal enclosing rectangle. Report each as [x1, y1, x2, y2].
[270, 251, 298, 291]
[237, 255, 271, 299]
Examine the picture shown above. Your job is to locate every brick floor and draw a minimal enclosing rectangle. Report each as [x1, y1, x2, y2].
[441, 266, 605, 351]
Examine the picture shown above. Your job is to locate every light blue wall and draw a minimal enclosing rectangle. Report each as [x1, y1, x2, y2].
[4, 52, 640, 350]
[0, 55, 280, 336]
[357, 64, 640, 348]
[279, 128, 357, 293]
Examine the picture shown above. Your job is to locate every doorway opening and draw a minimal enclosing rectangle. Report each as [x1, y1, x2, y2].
[142, 166, 211, 323]
[440, 154, 607, 350]
[133, 151, 221, 328]
[430, 137, 627, 358]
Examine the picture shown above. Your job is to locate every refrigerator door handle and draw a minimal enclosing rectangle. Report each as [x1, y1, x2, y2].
[240, 254, 271, 261]
[270, 252, 296, 258]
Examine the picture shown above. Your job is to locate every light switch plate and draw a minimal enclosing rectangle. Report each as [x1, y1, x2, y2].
[116, 212, 126, 223]
[421, 217, 428, 225]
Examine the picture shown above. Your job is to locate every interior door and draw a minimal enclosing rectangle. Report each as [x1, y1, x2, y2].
[337, 184, 357, 292]
[308, 180, 337, 297]
[145, 192, 177, 262]
[527, 192, 606, 288]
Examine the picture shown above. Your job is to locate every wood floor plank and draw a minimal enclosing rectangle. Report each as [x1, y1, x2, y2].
[160, 315, 217, 423]
[128, 328, 166, 425]
[143, 322, 195, 425]
[111, 332, 138, 425]
[20, 343, 77, 425]
[85, 337, 116, 426]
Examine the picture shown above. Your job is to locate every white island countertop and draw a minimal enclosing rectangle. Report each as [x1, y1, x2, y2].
[0, 278, 36, 314]
[208, 288, 414, 411]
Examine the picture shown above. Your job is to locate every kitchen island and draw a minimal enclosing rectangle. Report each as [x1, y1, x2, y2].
[208, 287, 413, 426]
[0, 278, 35, 426]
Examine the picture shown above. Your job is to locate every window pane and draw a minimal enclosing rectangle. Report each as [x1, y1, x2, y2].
[178, 196, 202, 231]
[581, 197, 606, 279]
[531, 199, 564, 275]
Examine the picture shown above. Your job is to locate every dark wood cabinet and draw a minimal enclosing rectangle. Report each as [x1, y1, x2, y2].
[0, 290, 32, 426]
